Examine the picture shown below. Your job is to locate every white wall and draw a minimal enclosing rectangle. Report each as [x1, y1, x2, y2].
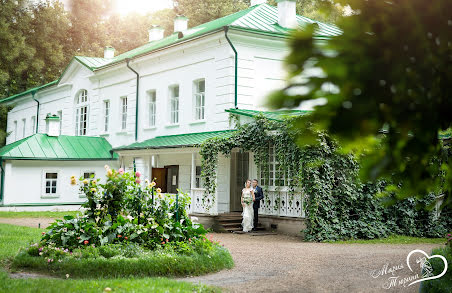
[4, 30, 292, 148]
[2, 160, 119, 205]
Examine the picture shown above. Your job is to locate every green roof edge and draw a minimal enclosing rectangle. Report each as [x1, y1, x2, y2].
[113, 129, 236, 151]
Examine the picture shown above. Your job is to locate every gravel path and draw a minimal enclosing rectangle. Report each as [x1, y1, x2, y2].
[0, 217, 55, 228]
[181, 233, 441, 293]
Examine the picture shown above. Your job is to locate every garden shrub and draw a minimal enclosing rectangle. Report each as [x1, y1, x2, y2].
[14, 167, 233, 277]
[420, 245, 452, 293]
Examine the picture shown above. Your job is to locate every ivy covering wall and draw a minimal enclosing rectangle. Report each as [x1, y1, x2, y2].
[199, 115, 452, 241]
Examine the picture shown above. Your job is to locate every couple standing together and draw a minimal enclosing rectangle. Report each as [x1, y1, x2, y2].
[241, 179, 264, 232]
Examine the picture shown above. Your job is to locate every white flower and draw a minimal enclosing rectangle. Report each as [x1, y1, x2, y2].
[126, 215, 133, 221]
[191, 216, 199, 223]
[66, 274, 70, 279]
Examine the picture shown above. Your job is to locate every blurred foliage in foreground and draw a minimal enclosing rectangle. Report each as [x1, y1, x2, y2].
[268, 0, 452, 208]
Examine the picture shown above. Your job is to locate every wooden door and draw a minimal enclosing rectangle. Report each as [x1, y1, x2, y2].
[152, 168, 167, 193]
[230, 152, 249, 212]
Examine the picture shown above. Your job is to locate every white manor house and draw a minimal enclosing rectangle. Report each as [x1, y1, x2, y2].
[0, 1, 340, 233]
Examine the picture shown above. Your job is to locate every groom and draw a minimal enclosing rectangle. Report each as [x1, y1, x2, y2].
[252, 179, 264, 231]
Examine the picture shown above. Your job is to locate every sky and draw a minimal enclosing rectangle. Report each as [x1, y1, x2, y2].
[37, 0, 174, 15]
[113, 0, 173, 15]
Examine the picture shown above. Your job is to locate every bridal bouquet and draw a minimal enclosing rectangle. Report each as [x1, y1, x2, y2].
[243, 197, 253, 205]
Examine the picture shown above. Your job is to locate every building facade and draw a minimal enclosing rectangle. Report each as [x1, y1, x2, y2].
[0, 2, 340, 225]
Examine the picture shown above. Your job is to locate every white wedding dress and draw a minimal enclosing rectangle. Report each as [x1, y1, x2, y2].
[242, 188, 254, 232]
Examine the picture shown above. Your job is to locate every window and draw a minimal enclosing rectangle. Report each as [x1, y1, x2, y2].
[44, 173, 58, 195]
[194, 79, 205, 120]
[260, 144, 285, 187]
[57, 110, 62, 135]
[31, 116, 36, 134]
[13, 121, 17, 141]
[83, 172, 95, 179]
[22, 118, 26, 138]
[103, 100, 110, 132]
[147, 91, 156, 127]
[169, 85, 179, 124]
[75, 90, 89, 136]
[121, 96, 128, 130]
[195, 166, 203, 188]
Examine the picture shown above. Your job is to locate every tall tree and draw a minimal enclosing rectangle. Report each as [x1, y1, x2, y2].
[268, 0, 452, 207]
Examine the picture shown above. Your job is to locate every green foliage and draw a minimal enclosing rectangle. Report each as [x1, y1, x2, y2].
[420, 246, 452, 293]
[13, 238, 233, 278]
[268, 0, 452, 208]
[201, 116, 452, 241]
[39, 167, 206, 251]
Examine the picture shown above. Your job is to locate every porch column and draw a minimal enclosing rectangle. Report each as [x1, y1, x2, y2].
[191, 152, 196, 189]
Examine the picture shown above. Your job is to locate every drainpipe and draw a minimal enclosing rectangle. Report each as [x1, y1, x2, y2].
[31, 91, 39, 133]
[0, 158, 4, 205]
[224, 26, 238, 109]
[126, 59, 140, 142]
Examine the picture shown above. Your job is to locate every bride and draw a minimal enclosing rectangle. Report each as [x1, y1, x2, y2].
[241, 179, 255, 232]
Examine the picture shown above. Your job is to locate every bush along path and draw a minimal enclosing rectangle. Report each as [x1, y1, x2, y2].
[11, 166, 233, 278]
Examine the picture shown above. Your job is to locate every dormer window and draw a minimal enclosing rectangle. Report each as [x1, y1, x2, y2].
[75, 90, 89, 136]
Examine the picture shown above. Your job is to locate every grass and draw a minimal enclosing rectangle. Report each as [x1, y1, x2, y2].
[0, 211, 81, 219]
[0, 223, 222, 292]
[328, 235, 446, 244]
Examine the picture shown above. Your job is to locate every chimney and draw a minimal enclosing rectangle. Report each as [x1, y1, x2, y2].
[104, 46, 115, 59]
[149, 25, 165, 42]
[174, 15, 188, 33]
[251, 0, 266, 6]
[45, 114, 60, 137]
[277, 0, 297, 28]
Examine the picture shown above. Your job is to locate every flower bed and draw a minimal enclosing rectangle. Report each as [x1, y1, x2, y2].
[420, 236, 452, 293]
[12, 166, 233, 277]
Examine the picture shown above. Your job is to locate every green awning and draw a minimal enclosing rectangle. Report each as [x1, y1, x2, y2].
[113, 130, 235, 151]
[0, 134, 118, 161]
[226, 108, 310, 122]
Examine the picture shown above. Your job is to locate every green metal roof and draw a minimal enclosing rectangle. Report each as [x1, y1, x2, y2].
[226, 108, 310, 121]
[114, 130, 236, 151]
[0, 3, 341, 103]
[0, 133, 118, 161]
[89, 3, 340, 70]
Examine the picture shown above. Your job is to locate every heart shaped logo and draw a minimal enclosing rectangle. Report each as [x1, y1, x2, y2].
[406, 249, 448, 286]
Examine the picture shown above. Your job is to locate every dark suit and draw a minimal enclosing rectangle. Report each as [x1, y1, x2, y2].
[253, 185, 264, 229]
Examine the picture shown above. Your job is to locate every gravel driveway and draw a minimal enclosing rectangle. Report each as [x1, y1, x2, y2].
[181, 233, 441, 293]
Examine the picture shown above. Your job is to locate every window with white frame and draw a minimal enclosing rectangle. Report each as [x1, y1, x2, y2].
[44, 172, 58, 195]
[13, 121, 17, 141]
[75, 90, 89, 136]
[103, 100, 110, 132]
[121, 96, 128, 130]
[57, 110, 62, 135]
[169, 85, 179, 124]
[21, 118, 26, 138]
[195, 166, 203, 188]
[193, 79, 205, 120]
[147, 91, 156, 127]
[260, 144, 285, 187]
[31, 116, 36, 134]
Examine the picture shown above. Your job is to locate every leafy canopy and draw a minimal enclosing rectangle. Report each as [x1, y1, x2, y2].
[268, 0, 452, 207]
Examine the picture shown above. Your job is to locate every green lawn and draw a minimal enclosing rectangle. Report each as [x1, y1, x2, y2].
[0, 211, 81, 219]
[0, 223, 218, 292]
[329, 235, 446, 244]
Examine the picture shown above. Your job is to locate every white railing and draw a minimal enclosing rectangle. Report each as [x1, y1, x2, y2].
[190, 188, 209, 214]
[259, 188, 306, 218]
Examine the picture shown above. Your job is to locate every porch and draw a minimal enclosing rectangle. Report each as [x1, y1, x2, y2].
[113, 131, 307, 234]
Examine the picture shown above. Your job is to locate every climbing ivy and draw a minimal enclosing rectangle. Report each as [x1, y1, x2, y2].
[199, 116, 452, 240]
